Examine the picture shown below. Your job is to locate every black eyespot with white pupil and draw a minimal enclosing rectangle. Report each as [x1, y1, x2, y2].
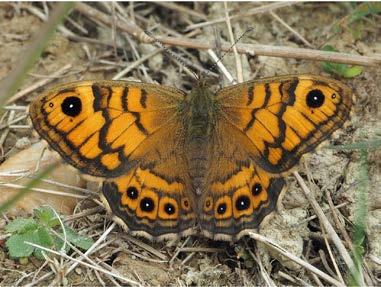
[217, 203, 227, 214]
[49, 102, 54, 108]
[306, 89, 325, 108]
[140, 197, 154, 212]
[236, 195, 250, 211]
[252, 183, 262, 196]
[205, 200, 211, 208]
[126, 186, 138, 199]
[61, 96, 82, 117]
[164, 203, 176, 215]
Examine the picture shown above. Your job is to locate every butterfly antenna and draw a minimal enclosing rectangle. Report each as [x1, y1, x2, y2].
[144, 30, 199, 81]
[204, 27, 254, 78]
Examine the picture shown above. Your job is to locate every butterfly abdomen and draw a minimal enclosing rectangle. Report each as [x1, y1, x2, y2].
[184, 84, 218, 192]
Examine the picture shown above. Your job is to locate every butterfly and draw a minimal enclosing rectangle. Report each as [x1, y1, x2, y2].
[29, 74, 353, 241]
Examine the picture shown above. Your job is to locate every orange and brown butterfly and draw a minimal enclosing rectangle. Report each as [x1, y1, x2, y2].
[29, 75, 353, 241]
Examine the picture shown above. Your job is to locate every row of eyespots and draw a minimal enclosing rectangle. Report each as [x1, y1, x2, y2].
[125, 186, 190, 217]
[204, 183, 264, 216]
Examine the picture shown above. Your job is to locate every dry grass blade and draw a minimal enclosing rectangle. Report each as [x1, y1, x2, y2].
[269, 11, 314, 48]
[6, 64, 72, 104]
[155, 2, 207, 20]
[185, 2, 296, 31]
[248, 232, 343, 286]
[293, 171, 361, 285]
[24, 241, 141, 286]
[224, 2, 243, 83]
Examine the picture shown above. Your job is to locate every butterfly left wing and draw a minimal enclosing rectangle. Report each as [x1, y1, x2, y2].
[216, 75, 353, 174]
[29, 80, 184, 177]
[30, 80, 197, 239]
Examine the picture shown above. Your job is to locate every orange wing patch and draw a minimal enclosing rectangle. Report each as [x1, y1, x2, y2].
[218, 75, 352, 173]
[199, 160, 285, 240]
[102, 164, 196, 238]
[30, 80, 183, 178]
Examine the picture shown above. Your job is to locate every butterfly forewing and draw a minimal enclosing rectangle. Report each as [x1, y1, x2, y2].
[30, 80, 185, 177]
[216, 75, 353, 173]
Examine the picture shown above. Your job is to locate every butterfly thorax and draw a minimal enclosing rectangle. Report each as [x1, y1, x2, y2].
[183, 82, 218, 194]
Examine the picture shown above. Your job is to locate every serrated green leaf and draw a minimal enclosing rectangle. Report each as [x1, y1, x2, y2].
[343, 66, 363, 78]
[34, 207, 60, 228]
[37, 227, 54, 247]
[61, 226, 94, 250]
[5, 218, 38, 234]
[6, 230, 38, 258]
[33, 227, 55, 260]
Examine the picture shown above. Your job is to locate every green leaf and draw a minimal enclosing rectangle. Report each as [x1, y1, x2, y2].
[62, 226, 94, 250]
[33, 227, 55, 260]
[34, 207, 60, 228]
[5, 218, 38, 234]
[6, 230, 39, 258]
[320, 45, 362, 78]
[342, 66, 363, 78]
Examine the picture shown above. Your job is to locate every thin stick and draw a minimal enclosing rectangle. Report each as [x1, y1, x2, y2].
[6, 64, 72, 104]
[248, 232, 343, 286]
[155, 2, 207, 20]
[112, 49, 162, 80]
[293, 171, 361, 285]
[322, 228, 345, 284]
[75, 3, 381, 67]
[24, 241, 140, 286]
[270, 11, 314, 48]
[207, 49, 235, 83]
[0, 183, 88, 199]
[185, 2, 296, 31]
[224, 2, 243, 83]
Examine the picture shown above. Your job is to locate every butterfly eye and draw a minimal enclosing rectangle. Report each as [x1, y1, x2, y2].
[217, 203, 227, 214]
[306, 89, 325, 108]
[126, 186, 139, 200]
[164, 203, 176, 215]
[140, 197, 155, 212]
[61, 96, 82, 117]
[251, 183, 262, 196]
[235, 195, 251, 211]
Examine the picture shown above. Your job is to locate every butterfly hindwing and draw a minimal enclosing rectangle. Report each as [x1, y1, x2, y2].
[102, 121, 197, 239]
